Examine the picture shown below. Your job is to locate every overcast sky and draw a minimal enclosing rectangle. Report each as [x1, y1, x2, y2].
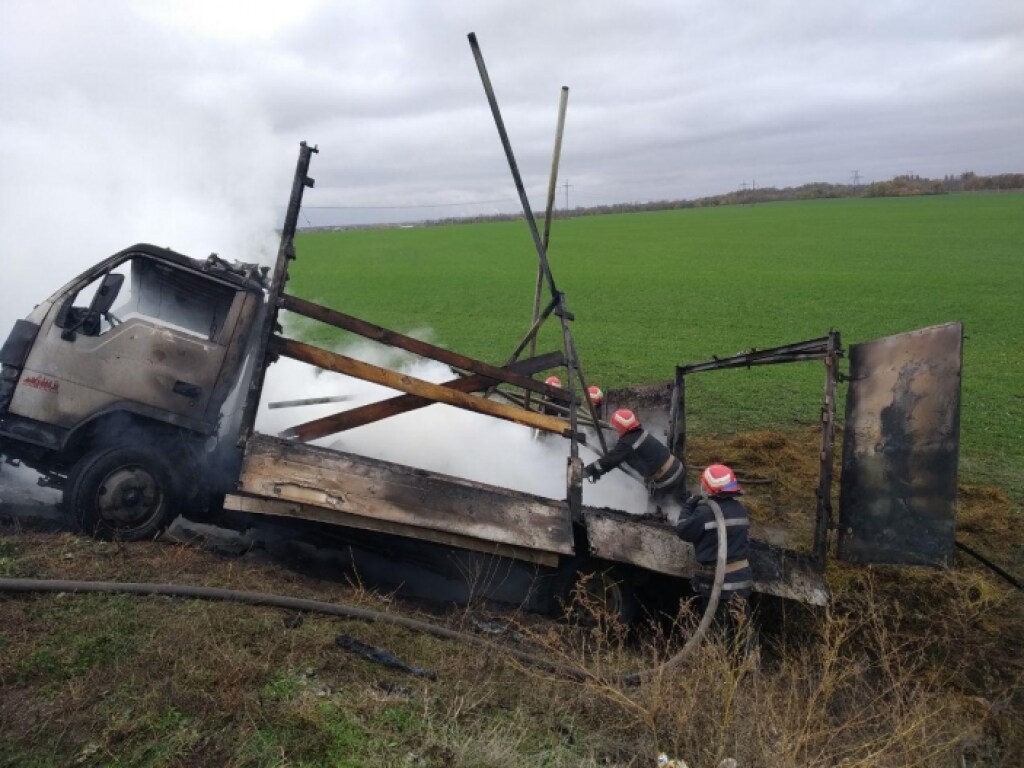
[1, 0, 1022, 324]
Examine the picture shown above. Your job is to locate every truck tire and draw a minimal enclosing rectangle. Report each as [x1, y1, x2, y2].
[65, 446, 181, 541]
[555, 561, 640, 626]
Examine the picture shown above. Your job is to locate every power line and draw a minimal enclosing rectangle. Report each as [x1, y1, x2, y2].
[561, 179, 574, 210]
[305, 198, 515, 211]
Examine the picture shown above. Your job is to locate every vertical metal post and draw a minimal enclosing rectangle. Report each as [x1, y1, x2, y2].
[675, 374, 688, 484]
[541, 88, 569, 252]
[525, 86, 570, 411]
[567, 337, 608, 454]
[813, 330, 840, 568]
[238, 141, 318, 446]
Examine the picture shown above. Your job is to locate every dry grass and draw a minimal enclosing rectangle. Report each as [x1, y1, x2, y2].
[1, 528, 1021, 767]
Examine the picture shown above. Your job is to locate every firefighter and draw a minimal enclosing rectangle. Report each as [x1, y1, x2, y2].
[582, 408, 686, 508]
[540, 375, 563, 417]
[586, 384, 605, 422]
[674, 463, 754, 634]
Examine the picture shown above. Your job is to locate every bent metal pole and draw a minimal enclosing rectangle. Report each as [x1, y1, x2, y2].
[466, 33, 586, 508]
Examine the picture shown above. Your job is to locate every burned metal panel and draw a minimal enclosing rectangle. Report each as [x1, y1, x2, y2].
[204, 290, 263, 424]
[12, 317, 227, 430]
[747, 542, 830, 606]
[582, 508, 830, 606]
[0, 321, 40, 368]
[237, 434, 575, 556]
[838, 322, 962, 566]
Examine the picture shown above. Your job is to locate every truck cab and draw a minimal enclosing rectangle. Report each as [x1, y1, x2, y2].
[0, 244, 265, 539]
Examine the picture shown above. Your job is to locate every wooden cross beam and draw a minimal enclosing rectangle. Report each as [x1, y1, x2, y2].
[272, 337, 576, 438]
[280, 351, 565, 442]
[280, 294, 571, 405]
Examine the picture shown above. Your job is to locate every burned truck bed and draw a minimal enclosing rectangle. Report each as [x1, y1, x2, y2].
[224, 433, 829, 607]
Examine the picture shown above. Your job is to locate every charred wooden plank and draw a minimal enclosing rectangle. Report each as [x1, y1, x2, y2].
[223, 493, 559, 567]
[280, 295, 571, 404]
[272, 337, 575, 437]
[584, 510, 697, 577]
[282, 351, 565, 442]
[236, 434, 575, 556]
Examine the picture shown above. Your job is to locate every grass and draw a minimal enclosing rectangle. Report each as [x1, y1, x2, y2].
[290, 192, 1024, 496]
[0, 531, 1020, 766]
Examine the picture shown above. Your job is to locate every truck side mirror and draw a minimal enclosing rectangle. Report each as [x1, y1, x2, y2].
[88, 273, 124, 316]
[57, 272, 125, 341]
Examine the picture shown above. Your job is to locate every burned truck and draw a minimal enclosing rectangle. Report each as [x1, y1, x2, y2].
[0, 139, 964, 621]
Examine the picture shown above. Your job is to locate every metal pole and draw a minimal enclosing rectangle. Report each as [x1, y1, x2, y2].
[467, 33, 559, 299]
[566, 336, 608, 454]
[467, 33, 583, 513]
[676, 374, 688, 483]
[526, 86, 570, 410]
[542, 87, 569, 252]
[813, 331, 840, 568]
[238, 141, 318, 446]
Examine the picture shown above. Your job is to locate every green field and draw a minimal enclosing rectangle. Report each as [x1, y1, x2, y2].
[292, 193, 1024, 497]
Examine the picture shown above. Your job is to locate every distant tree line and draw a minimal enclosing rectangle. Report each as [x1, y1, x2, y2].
[304, 171, 1024, 232]
[563, 171, 1024, 219]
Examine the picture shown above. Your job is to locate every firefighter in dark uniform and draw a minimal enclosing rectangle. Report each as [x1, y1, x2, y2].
[539, 375, 563, 417]
[674, 463, 753, 633]
[586, 384, 605, 422]
[582, 408, 686, 508]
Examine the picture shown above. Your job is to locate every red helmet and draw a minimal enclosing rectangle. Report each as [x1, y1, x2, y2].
[587, 385, 604, 405]
[610, 408, 640, 436]
[701, 464, 741, 495]
[544, 376, 562, 388]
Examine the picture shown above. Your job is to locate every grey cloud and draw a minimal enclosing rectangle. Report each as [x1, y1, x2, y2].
[2, 0, 1022, 245]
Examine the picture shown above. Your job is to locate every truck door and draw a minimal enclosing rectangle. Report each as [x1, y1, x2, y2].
[9, 256, 242, 434]
[837, 322, 963, 566]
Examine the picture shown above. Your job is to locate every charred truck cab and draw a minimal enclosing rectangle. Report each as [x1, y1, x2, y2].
[0, 244, 266, 539]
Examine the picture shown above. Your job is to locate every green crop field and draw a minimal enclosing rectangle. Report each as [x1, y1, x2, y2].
[291, 193, 1024, 497]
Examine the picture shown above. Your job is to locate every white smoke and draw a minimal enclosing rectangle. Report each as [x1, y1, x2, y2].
[0, 3, 290, 336]
[256, 333, 649, 513]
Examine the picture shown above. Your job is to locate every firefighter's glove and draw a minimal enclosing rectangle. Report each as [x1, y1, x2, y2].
[583, 463, 602, 481]
[683, 494, 702, 514]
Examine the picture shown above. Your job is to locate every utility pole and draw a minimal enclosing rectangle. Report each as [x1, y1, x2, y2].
[850, 170, 861, 187]
[561, 179, 573, 211]
[741, 182, 748, 191]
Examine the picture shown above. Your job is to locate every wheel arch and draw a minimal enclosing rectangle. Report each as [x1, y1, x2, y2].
[61, 409, 204, 468]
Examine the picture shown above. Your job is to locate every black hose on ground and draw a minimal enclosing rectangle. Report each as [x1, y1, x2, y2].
[0, 576, 583, 678]
[614, 497, 727, 685]
[0, 505, 728, 685]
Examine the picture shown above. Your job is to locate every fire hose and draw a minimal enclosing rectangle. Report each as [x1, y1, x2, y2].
[0, 504, 727, 685]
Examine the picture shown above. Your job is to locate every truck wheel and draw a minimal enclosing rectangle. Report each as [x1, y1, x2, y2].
[65, 446, 180, 541]
[556, 562, 640, 626]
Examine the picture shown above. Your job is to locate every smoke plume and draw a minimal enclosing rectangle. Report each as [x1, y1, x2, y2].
[257, 331, 649, 513]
